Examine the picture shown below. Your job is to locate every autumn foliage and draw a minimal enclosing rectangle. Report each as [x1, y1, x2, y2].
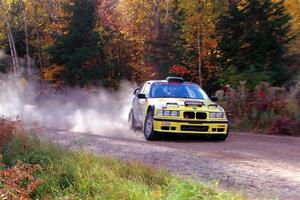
[0, 117, 26, 151]
[43, 64, 66, 88]
[0, 158, 44, 200]
[0, 117, 44, 199]
[168, 65, 188, 77]
[217, 82, 300, 135]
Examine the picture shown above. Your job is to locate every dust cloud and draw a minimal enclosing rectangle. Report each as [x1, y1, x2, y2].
[0, 72, 139, 137]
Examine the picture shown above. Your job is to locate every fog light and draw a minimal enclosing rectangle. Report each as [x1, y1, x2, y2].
[162, 122, 171, 126]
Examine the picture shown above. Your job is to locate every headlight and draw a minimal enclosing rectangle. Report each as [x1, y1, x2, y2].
[157, 110, 180, 117]
[208, 104, 225, 112]
[209, 112, 226, 118]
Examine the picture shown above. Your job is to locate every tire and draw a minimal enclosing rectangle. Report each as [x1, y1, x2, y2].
[211, 132, 229, 141]
[128, 110, 138, 131]
[143, 110, 160, 141]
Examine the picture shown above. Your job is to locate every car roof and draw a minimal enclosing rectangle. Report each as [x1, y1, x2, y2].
[147, 80, 198, 86]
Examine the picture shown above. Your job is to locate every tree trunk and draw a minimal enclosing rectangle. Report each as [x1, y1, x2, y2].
[7, 32, 17, 76]
[46, 0, 56, 22]
[23, 2, 31, 81]
[10, 27, 19, 73]
[34, 0, 44, 70]
[163, 0, 170, 35]
[150, 0, 162, 39]
[165, 0, 170, 22]
[0, 2, 19, 77]
[197, 23, 202, 87]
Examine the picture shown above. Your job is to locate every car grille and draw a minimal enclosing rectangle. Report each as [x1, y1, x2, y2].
[183, 112, 195, 119]
[181, 125, 209, 132]
[196, 112, 207, 119]
[183, 112, 207, 119]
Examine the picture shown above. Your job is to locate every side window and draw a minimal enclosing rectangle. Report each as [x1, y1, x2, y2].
[140, 83, 147, 94]
[144, 83, 151, 96]
[140, 82, 151, 97]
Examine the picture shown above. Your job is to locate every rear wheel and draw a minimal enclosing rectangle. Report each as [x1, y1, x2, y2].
[211, 132, 229, 141]
[128, 110, 138, 131]
[144, 111, 160, 141]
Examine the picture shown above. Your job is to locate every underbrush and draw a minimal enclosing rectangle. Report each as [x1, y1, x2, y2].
[0, 117, 243, 199]
[217, 81, 300, 136]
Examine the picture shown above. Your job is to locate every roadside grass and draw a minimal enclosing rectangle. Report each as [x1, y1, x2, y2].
[0, 118, 244, 199]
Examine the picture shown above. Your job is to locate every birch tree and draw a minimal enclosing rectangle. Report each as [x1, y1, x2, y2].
[33, 0, 43, 70]
[0, 1, 19, 76]
[20, 0, 31, 81]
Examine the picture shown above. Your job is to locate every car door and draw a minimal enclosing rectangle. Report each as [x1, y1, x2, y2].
[131, 87, 140, 122]
[137, 82, 151, 124]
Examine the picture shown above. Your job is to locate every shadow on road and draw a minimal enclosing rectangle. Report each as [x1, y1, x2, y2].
[160, 134, 227, 143]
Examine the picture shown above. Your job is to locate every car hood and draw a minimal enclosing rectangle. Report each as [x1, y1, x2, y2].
[147, 98, 224, 112]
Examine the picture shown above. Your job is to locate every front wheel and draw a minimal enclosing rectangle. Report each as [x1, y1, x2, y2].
[144, 111, 160, 141]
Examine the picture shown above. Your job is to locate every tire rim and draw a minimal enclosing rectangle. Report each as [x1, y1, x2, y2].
[145, 116, 153, 137]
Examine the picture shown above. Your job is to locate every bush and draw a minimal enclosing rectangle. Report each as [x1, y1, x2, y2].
[0, 158, 44, 200]
[0, 117, 22, 151]
[217, 81, 300, 136]
[0, 117, 45, 199]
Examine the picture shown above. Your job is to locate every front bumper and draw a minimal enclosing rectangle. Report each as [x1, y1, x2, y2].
[153, 118, 228, 134]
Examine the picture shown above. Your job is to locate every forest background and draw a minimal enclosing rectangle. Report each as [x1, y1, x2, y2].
[0, 0, 300, 135]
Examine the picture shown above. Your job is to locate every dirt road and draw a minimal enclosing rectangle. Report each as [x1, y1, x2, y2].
[41, 130, 300, 200]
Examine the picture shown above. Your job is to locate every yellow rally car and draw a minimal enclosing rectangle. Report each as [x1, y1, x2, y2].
[128, 77, 229, 141]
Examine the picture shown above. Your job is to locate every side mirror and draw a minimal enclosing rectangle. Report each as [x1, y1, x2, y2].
[211, 96, 218, 102]
[138, 94, 147, 99]
[133, 88, 140, 95]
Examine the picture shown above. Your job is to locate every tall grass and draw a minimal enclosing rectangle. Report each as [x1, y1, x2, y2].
[4, 137, 243, 199]
[0, 117, 244, 199]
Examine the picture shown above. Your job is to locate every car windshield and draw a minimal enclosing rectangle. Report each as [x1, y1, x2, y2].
[149, 83, 209, 99]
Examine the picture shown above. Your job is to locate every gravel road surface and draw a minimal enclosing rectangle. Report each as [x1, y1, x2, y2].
[40, 129, 300, 200]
